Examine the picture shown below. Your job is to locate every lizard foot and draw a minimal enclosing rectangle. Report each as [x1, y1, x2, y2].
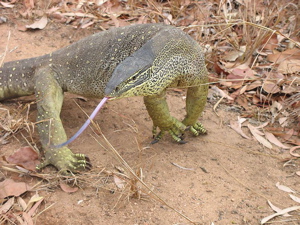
[36, 147, 92, 174]
[151, 120, 187, 144]
[187, 122, 207, 136]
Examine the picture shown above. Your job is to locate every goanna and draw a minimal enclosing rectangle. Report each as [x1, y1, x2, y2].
[0, 23, 208, 173]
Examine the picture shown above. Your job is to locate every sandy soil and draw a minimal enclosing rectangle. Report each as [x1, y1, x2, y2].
[0, 23, 299, 225]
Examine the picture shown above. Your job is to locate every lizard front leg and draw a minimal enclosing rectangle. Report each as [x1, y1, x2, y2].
[182, 83, 208, 136]
[144, 90, 186, 143]
[34, 67, 89, 173]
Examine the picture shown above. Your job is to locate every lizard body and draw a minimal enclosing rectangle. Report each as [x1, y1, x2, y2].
[0, 24, 208, 172]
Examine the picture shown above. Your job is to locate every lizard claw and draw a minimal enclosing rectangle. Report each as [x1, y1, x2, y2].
[151, 123, 187, 144]
[188, 122, 207, 136]
[36, 147, 91, 173]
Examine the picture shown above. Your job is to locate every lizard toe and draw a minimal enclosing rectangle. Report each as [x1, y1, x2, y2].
[189, 122, 207, 136]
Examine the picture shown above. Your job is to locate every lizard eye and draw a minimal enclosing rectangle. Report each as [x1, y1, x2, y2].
[115, 86, 119, 92]
[132, 75, 137, 81]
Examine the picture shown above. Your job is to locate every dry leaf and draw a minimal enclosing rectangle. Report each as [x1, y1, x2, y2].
[262, 81, 280, 93]
[25, 194, 44, 212]
[289, 194, 300, 204]
[275, 182, 295, 193]
[267, 48, 300, 63]
[278, 59, 300, 74]
[261, 206, 300, 224]
[0, 197, 14, 213]
[229, 119, 251, 139]
[0, 1, 14, 8]
[25, 16, 48, 30]
[248, 124, 272, 149]
[113, 175, 126, 189]
[267, 200, 291, 217]
[17, 197, 28, 211]
[59, 181, 79, 193]
[22, 212, 34, 225]
[6, 146, 40, 171]
[264, 132, 289, 149]
[290, 146, 300, 157]
[0, 179, 31, 199]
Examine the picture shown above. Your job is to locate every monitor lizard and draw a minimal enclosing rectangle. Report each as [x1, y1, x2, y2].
[0, 23, 208, 173]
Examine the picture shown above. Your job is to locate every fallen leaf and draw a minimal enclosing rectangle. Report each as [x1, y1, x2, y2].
[262, 81, 280, 93]
[113, 175, 126, 189]
[6, 146, 40, 171]
[0, 1, 14, 8]
[248, 124, 272, 149]
[261, 33, 278, 51]
[22, 212, 34, 225]
[289, 194, 300, 204]
[17, 197, 28, 211]
[210, 86, 233, 100]
[0, 197, 14, 213]
[59, 181, 79, 193]
[261, 206, 300, 224]
[267, 48, 300, 63]
[278, 59, 300, 74]
[264, 132, 289, 149]
[275, 182, 295, 193]
[267, 200, 291, 217]
[223, 47, 245, 61]
[290, 146, 300, 157]
[0, 179, 31, 199]
[229, 119, 251, 139]
[25, 16, 48, 30]
[25, 194, 44, 212]
[282, 129, 294, 141]
[27, 197, 44, 217]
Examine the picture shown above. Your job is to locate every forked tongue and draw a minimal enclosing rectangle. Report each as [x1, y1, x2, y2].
[54, 97, 110, 148]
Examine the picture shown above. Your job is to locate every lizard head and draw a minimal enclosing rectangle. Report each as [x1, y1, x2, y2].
[105, 39, 160, 98]
[105, 39, 172, 98]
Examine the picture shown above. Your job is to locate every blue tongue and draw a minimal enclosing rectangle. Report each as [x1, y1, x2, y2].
[53, 97, 109, 148]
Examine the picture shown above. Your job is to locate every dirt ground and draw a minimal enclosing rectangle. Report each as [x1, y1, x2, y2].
[0, 23, 299, 225]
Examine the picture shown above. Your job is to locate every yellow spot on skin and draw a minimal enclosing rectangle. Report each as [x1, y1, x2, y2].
[12, 68, 16, 71]
[49, 58, 52, 62]
[111, 57, 114, 60]
[0, 71, 2, 73]
[9, 74, 12, 77]
[115, 48, 118, 51]
[86, 61, 90, 64]
[118, 39, 121, 41]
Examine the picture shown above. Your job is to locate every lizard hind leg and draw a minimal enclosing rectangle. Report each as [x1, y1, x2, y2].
[34, 67, 91, 173]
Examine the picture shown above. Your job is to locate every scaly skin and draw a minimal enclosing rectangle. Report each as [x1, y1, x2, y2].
[0, 24, 208, 173]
